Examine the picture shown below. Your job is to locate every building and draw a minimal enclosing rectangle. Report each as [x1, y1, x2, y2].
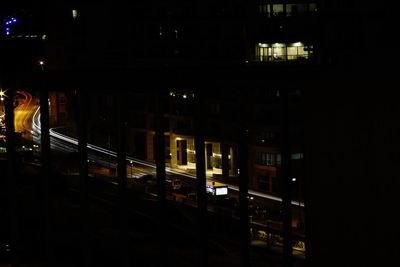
[16, 1, 400, 267]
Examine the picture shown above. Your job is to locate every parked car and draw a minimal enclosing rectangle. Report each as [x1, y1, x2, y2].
[166, 178, 182, 191]
[136, 174, 156, 185]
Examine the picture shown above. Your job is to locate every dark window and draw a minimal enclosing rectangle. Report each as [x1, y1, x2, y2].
[258, 174, 270, 192]
[260, 152, 274, 166]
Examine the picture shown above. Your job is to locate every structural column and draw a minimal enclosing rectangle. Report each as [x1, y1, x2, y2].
[116, 92, 129, 267]
[221, 142, 230, 179]
[5, 89, 20, 267]
[194, 90, 208, 267]
[154, 89, 169, 266]
[238, 92, 250, 267]
[77, 90, 92, 267]
[40, 89, 54, 267]
[281, 88, 293, 267]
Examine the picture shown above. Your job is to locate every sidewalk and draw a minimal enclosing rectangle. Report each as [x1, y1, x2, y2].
[251, 239, 306, 260]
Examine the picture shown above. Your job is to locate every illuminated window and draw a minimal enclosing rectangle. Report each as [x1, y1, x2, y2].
[272, 43, 286, 60]
[256, 42, 313, 62]
[291, 153, 304, 160]
[272, 4, 284, 17]
[287, 42, 313, 60]
[72, 9, 78, 19]
[276, 154, 281, 165]
[259, 4, 271, 16]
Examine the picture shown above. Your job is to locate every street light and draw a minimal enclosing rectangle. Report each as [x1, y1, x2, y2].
[38, 60, 45, 71]
[0, 89, 7, 113]
[292, 177, 304, 231]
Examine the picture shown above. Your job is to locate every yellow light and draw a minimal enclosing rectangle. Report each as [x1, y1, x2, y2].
[39, 60, 44, 65]
[273, 43, 284, 47]
[72, 9, 78, 19]
[291, 42, 303, 47]
[0, 88, 7, 99]
[186, 149, 196, 154]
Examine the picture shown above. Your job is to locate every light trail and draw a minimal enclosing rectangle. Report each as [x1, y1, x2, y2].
[16, 90, 32, 111]
[32, 107, 304, 207]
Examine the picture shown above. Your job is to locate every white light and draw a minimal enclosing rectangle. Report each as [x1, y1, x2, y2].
[187, 149, 196, 154]
[216, 187, 228, 196]
[291, 42, 303, 47]
[292, 177, 297, 182]
[72, 10, 78, 19]
[182, 94, 187, 99]
[273, 43, 284, 47]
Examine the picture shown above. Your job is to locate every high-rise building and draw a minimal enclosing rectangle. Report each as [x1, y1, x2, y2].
[4, 1, 398, 267]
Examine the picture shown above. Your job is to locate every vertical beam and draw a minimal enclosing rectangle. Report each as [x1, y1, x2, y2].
[154, 89, 169, 266]
[40, 89, 53, 266]
[238, 92, 250, 267]
[221, 142, 230, 179]
[281, 88, 293, 267]
[116, 92, 129, 267]
[5, 89, 20, 267]
[194, 90, 208, 267]
[77, 90, 91, 267]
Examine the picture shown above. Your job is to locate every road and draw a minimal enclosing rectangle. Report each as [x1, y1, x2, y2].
[32, 105, 304, 206]
[29, 102, 305, 252]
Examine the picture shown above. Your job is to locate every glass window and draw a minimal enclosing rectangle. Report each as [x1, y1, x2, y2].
[291, 153, 304, 160]
[272, 4, 284, 17]
[256, 43, 271, 62]
[309, 3, 318, 12]
[258, 3, 271, 16]
[72, 9, 78, 19]
[258, 175, 270, 192]
[272, 43, 286, 61]
[276, 154, 281, 165]
[286, 4, 308, 16]
[261, 152, 274, 166]
[255, 42, 313, 62]
[287, 46, 298, 60]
